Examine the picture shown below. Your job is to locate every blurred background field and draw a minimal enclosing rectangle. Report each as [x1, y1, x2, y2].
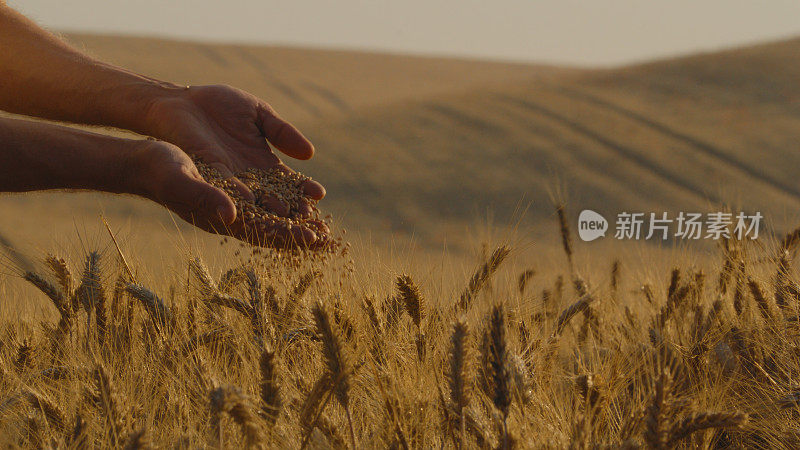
[3, 33, 800, 260]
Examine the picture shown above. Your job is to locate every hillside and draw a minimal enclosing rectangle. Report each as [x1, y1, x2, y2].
[2, 33, 800, 262]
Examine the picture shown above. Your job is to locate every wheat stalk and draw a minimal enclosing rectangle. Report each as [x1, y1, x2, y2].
[282, 270, 321, 325]
[396, 274, 424, 328]
[299, 373, 335, 450]
[208, 292, 252, 318]
[611, 260, 620, 296]
[189, 257, 218, 295]
[733, 259, 746, 316]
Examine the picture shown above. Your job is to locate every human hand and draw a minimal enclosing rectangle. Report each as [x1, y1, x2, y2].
[128, 140, 323, 248]
[142, 84, 325, 211]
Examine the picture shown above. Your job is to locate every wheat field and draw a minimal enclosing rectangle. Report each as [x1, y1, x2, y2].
[4, 32, 800, 449]
[0, 203, 798, 448]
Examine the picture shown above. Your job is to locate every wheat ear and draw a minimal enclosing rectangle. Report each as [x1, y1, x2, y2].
[457, 245, 511, 311]
[397, 274, 426, 360]
[446, 319, 470, 448]
[644, 369, 673, 450]
[45, 254, 73, 298]
[666, 411, 747, 445]
[259, 346, 281, 425]
[489, 305, 511, 448]
[210, 386, 262, 447]
[311, 301, 356, 449]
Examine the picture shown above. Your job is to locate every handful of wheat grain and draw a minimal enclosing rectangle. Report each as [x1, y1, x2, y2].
[193, 158, 333, 250]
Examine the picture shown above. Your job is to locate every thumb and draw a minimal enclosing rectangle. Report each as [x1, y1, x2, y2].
[168, 172, 237, 229]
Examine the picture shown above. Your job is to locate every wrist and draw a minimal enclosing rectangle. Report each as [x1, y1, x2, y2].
[119, 79, 189, 137]
[118, 139, 160, 198]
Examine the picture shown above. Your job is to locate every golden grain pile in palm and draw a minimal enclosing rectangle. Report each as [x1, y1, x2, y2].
[194, 157, 332, 249]
[5, 205, 800, 448]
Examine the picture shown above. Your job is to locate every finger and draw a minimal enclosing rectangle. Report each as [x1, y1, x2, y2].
[291, 224, 317, 247]
[302, 180, 326, 200]
[258, 105, 315, 160]
[259, 193, 289, 217]
[170, 174, 237, 229]
[305, 219, 330, 237]
[298, 199, 313, 218]
[210, 162, 255, 202]
[311, 219, 330, 235]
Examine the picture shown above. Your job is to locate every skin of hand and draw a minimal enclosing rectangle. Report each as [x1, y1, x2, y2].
[0, 116, 318, 248]
[0, 4, 326, 244]
[128, 140, 324, 247]
[141, 84, 326, 215]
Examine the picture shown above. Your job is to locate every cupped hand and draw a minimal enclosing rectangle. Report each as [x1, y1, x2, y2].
[143, 84, 325, 207]
[128, 140, 326, 248]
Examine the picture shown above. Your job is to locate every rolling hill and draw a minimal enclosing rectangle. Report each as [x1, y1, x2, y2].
[2, 33, 800, 263]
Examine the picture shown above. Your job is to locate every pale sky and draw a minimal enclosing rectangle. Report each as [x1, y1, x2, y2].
[8, 0, 800, 66]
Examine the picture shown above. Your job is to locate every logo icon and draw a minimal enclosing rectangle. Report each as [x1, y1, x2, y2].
[578, 210, 608, 241]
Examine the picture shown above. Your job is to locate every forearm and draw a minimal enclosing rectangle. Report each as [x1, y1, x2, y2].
[0, 4, 182, 133]
[0, 116, 142, 194]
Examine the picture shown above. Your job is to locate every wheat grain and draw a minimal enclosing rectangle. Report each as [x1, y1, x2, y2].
[194, 158, 332, 249]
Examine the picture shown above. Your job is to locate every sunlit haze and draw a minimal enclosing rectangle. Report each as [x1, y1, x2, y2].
[9, 0, 800, 66]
